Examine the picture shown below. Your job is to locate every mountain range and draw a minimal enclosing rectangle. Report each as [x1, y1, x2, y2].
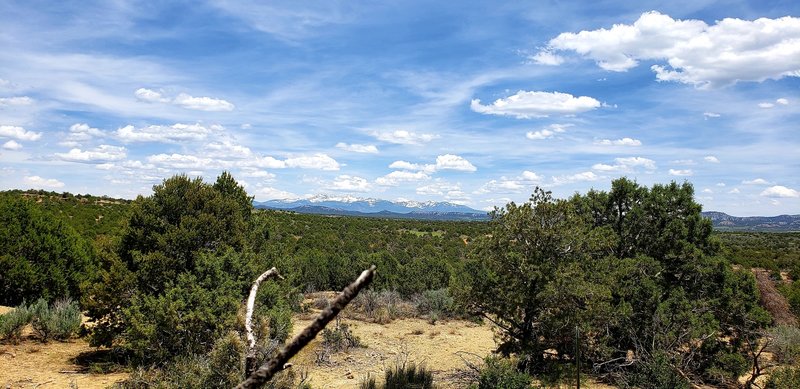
[701, 211, 800, 232]
[253, 195, 489, 221]
[253, 196, 800, 229]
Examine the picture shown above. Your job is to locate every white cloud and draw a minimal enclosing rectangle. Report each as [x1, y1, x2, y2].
[552, 171, 598, 185]
[63, 123, 106, 144]
[0, 96, 33, 106]
[777, 98, 789, 105]
[147, 153, 218, 170]
[416, 182, 465, 198]
[0, 125, 42, 141]
[592, 156, 656, 172]
[2, 140, 22, 150]
[173, 93, 235, 111]
[761, 185, 800, 198]
[284, 153, 340, 170]
[702, 188, 713, 194]
[594, 137, 642, 146]
[135, 88, 235, 111]
[716, 183, 726, 187]
[728, 188, 740, 194]
[254, 186, 297, 200]
[471, 90, 601, 118]
[759, 102, 775, 109]
[56, 145, 127, 163]
[375, 170, 431, 186]
[704, 156, 720, 163]
[536, 11, 800, 87]
[475, 170, 543, 194]
[116, 123, 222, 143]
[527, 124, 571, 140]
[372, 130, 438, 145]
[530, 49, 564, 66]
[335, 142, 379, 154]
[24, 175, 64, 189]
[743, 178, 771, 185]
[435, 154, 477, 172]
[330, 175, 372, 192]
[134, 88, 170, 103]
[204, 140, 253, 158]
[388, 154, 476, 173]
[703, 112, 721, 119]
[239, 168, 275, 179]
[668, 169, 693, 176]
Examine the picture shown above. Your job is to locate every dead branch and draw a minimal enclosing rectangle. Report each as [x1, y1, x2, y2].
[236, 265, 376, 389]
[244, 267, 283, 376]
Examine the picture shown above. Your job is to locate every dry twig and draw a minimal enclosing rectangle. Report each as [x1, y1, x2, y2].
[236, 265, 376, 389]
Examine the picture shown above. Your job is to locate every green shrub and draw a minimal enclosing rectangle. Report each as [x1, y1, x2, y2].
[0, 303, 32, 342]
[321, 320, 361, 352]
[766, 366, 800, 389]
[473, 356, 530, 389]
[384, 362, 434, 389]
[31, 298, 82, 341]
[621, 351, 689, 389]
[417, 288, 454, 318]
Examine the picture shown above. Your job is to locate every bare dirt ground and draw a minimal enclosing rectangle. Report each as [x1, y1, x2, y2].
[2, 305, 615, 388]
[0, 306, 128, 389]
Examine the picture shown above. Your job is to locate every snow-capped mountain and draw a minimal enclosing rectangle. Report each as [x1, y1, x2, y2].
[253, 196, 487, 220]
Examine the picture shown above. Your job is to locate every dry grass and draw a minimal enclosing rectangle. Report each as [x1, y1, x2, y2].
[1, 305, 128, 388]
[753, 268, 798, 326]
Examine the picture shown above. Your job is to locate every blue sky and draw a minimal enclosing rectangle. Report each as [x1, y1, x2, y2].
[0, 0, 798, 215]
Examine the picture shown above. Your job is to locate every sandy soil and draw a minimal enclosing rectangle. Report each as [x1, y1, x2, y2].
[288, 316, 497, 388]
[0, 306, 127, 389]
[1, 305, 615, 388]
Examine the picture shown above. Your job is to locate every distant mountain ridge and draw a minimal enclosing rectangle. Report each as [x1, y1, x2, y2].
[253, 195, 489, 221]
[702, 211, 800, 232]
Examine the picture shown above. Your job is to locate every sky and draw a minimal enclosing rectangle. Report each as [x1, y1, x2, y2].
[0, 0, 799, 215]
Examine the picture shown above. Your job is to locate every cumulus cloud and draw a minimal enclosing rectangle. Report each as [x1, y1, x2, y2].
[2, 140, 22, 150]
[728, 188, 741, 194]
[526, 123, 571, 140]
[703, 112, 721, 119]
[56, 145, 127, 163]
[594, 137, 642, 146]
[135, 88, 235, 111]
[761, 185, 800, 198]
[116, 123, 223, 143]
[416, 182, 466, 200]
[535, 11, 800, 87]
[173, 93, 235, 111]
[760, 98, 791, 108]
[388, 154, 476, 174]
[253, 186, 297, 200]
[0, 125, 42, 141]
[471, 90, 601, 118]
[204, 140, 253, 158]
[592, 156, 656, 172]
[239, 168, 275, 179]
[0, 96, 33, 106]
[62, 123, 106, 145]
[24, 175, 64, 189]
[372, 130, 438, 145]
[330, 175, 372, 192]
[375, 170, 431, 186]
[476, 170, 544, 194]
[284, 154, 340, 170]
[668, 168, 693, 176]
[134, 88, 170, 103]
[551, 171, 598, 185]
[704, 156, 720, 163]
[435, 154, 477, 172]
[743, 178, 771, 185]
[147, 153, 216, 170]
[335, 142, 379, 153]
